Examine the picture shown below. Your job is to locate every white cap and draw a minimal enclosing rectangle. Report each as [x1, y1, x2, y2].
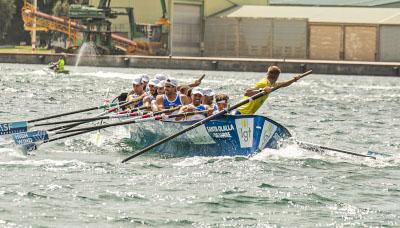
[156, 80, 166, 88]
[141, 74, 150, 82]
[132, 77, 142, 85]
[155, 73, 167, 81]
[165, 77, 178, 87]
[191, 87, 203, 96]
[202, 87, 215, 97]
[148, 79, 160, 86]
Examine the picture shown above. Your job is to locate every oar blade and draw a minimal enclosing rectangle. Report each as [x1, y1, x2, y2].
[12, 130, 49, 145]
[367, 150, 392, 158]
[0, 121, 28, 136]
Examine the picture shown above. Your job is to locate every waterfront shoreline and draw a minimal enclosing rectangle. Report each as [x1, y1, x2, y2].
[1, 53, 399, 77]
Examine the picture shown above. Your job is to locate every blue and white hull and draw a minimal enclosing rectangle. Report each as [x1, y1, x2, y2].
[127, 115, 291, 157]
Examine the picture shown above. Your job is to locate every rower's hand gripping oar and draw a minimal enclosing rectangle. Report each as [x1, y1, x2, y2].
[0, 101, 124, 136]
[121, 70, 313, 163]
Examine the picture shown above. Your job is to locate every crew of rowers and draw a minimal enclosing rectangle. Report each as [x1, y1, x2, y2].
[123, 73, 229, 120]
[119, 66, 300, 120]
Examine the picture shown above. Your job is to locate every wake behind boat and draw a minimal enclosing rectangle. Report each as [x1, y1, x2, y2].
[128, 114, 291, 157]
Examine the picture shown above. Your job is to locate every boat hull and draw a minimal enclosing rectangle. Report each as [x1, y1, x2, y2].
[127, 115, 291, 157]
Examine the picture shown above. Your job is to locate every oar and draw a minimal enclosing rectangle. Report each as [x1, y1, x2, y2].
[45, 99, 145, 132]
[0, 101, 124, 136]
[121, 70, 313, 163]
[31, 106, 149, 127]
[296, 141, 377, 159]
[12, 110, 204, 147]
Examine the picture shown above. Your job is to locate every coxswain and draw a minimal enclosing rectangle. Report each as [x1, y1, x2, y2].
[235, 66, 301, 115]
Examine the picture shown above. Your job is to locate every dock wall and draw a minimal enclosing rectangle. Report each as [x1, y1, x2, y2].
[0, 53, 399, 76]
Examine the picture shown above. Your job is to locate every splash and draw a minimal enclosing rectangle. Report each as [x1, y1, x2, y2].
[75, 42, 98, 67]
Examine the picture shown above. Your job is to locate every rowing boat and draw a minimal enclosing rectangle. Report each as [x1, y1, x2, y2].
[127, 115, 291, 157]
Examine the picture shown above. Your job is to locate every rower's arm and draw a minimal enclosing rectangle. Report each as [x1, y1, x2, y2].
[180, 94, 191, 105]
[275, 75, 301, 87]
[155, 95, 164, 111]
[142, 96, 152, 110]
[244, 87, 264, 97]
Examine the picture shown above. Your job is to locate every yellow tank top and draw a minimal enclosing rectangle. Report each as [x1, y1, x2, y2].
[237, 78, 275, 115]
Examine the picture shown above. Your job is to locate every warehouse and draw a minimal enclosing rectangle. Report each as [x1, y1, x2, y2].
[205, 6, 400, 61]
[88, 0, 268, 56]
[269, 0, 400, 7]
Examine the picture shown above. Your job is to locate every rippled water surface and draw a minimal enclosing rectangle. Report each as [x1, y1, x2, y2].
[0, 63, 399, 227]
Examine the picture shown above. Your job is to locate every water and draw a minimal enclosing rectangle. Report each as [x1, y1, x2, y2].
[0, 63, 399, 227]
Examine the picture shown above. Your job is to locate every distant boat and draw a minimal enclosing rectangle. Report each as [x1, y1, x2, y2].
[127, 115, 291, 157]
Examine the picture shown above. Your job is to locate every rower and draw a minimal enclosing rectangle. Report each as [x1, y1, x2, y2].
[143, 79, 159, 111]
[235, 65, 301, 115]
[155, 77, 190, 112]
[202, 87, 215, 106]
[141, 74, 150, 92]
[213, 94, 229, 114]
[127, 77, 148, 109]
[156, 80, 166, 95]
[177, 87, 213, 120]
[155, 73, 167, 82]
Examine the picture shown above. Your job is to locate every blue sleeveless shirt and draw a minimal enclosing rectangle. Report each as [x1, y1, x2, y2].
[162, 94, 182, 109]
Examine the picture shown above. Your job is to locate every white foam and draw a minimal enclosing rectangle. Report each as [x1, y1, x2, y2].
[250, 143, 321, 161]
[0, 159, 86, 167]
[173, 156, 212, 167]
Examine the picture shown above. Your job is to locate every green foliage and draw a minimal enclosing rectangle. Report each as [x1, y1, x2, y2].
[0, 0, 16, 40]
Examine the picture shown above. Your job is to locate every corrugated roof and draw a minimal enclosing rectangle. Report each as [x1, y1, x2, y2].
[269, 0, 400, 7]
[216, 5, 400, 24]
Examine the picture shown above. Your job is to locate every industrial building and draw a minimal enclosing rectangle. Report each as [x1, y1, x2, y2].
[269, 0, 400, 7]
[88, 0, 268, 56]
[205, 6, 400, 61]
[87, 1, 400, 61]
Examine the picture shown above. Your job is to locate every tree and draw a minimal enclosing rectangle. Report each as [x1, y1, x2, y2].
[0, 0, 16, 40]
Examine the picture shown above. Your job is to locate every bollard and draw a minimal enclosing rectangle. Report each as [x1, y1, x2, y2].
[123, 57, 129, 67]
[212, 60, 218, 70]
[393, 66, 399, 76]
[38, 55, 45, 64]
[300, 63, 307, 72]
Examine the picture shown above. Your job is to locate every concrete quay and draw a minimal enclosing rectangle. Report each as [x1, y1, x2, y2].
[0, 53, 399, 77]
